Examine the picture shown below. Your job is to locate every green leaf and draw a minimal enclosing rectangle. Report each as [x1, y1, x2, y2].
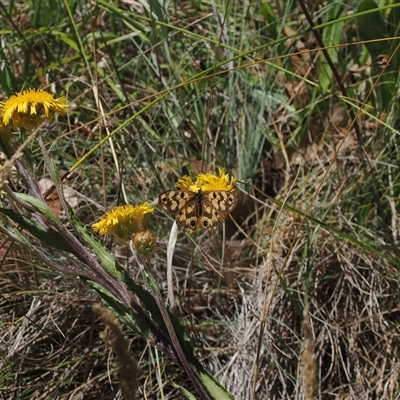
[15, 193, 61, 228]
[171, 382, 197, 399]
[388, 0, 400, 71]
[130, 269, 196, 356]
[356, 1, 394, 107]
[357, 1, 388, 60]
[260, 2, 278, 40]
[1, 224, 31, 248]
[85, 279, 152, 336]
[0, 208, 75, 253]
[318, 4, 345, 90]
[48, 29, 80, 52]
[70, 213, 124, 280]
[198, 371, 234, 400]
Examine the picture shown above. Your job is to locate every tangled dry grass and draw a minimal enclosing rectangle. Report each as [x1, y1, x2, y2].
[1, 178, 399, 399]
[220, 222, 400, 399]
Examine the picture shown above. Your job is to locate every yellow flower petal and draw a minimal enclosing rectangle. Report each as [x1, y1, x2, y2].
[196, 167, 236, 191]
[92, 203, 154, 242]
[175, 175, 201, 192]
[1, 89, 68, 130]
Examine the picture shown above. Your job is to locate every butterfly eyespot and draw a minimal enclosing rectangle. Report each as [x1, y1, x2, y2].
[203, 220, 208, 227]
[190, 219, 196, 228]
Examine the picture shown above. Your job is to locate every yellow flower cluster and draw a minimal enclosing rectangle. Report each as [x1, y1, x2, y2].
[1, 88, 67, 131]
[176, 167, 236, 192]
[92, 203, 157, 258]
[93, 203, 154, 239]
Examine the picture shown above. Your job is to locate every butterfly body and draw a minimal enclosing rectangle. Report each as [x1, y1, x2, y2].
[159, 188, 238, 231]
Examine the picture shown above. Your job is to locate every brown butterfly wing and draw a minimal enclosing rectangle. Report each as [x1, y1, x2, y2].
[159, 189, 238, 231]
[202, 190, 238, 217]
[158, 190, 195, 214]
[197, 200, 224, 230]
[176, 198, 199, 230]
[198, 190, 238, 230]
[158, 190, 198, 230]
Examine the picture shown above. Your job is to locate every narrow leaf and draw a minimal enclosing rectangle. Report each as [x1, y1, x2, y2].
[0, 208, 75, 253]
[15, 192, 60, 227]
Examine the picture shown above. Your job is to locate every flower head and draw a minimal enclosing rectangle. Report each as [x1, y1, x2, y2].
[92, 203, 154, 243]
[132, 230, 157, 259]
[1, 89, 68, 130]
[175, 175, 201, 192]
[196, 167, 236, 191]
[174, 168, 237, 193]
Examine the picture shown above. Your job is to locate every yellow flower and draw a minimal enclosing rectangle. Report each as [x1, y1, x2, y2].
[196, 167, 236, 191]
[92, 203, 154, 243]
[175, 175, 201, 192]
[1, 89, 68, 130]
[174, 168, 237, 193]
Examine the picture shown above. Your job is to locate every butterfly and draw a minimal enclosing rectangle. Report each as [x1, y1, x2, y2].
[158, 189, 238, 231]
